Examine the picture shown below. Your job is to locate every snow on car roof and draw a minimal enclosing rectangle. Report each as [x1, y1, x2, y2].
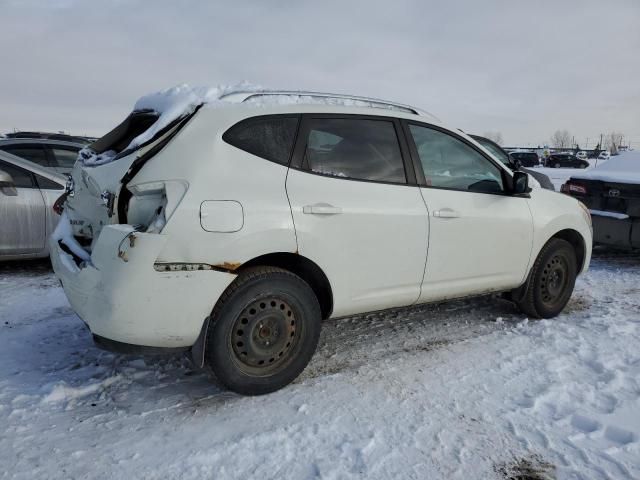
[82, 83, 436, 167]
[569, 151, 640, 184]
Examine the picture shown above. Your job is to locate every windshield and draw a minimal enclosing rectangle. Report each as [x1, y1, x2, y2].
[471, 136, 510, 165]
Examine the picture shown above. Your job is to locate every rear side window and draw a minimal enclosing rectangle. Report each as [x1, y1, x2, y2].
[0, 161, 36, 188]
[302, 118, 406, 184]
[223, 116, 299, 166]
[51, 146, 80, 168]
[36, 175, 64, 190]
[0, 144, 49, 167]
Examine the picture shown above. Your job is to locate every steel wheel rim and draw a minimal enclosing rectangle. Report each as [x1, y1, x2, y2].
[231, 296, 298, 374]
[540, 254, 569, 306]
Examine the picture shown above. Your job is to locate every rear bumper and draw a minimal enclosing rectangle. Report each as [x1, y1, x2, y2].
[50, 224, 235, 349]
[590, 211, 639, 249]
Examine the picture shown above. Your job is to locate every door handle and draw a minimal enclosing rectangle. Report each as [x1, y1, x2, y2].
[303, 203, 342, 215]
[433, 208, 460, 218]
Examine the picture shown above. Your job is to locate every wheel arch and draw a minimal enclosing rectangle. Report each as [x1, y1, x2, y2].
[191, 251, 333, 369]
[548, 228, 587, 273]
[239, 252, 334, 320]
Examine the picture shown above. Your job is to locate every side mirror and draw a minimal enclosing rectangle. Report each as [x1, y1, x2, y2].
[0, 169, 17, 196]
[512, 171, 530, 195]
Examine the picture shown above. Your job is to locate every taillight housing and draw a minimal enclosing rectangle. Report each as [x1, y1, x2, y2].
[561, 182, 587, 195]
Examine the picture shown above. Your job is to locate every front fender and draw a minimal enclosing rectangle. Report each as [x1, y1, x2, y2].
[527, 190, 593, 274]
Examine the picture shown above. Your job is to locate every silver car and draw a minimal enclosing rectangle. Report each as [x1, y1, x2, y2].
[0, 138, 83, 175]
[0, 151, 66, 260]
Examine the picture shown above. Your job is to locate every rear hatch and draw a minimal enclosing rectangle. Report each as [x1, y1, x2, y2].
[61, 107, 199, 256]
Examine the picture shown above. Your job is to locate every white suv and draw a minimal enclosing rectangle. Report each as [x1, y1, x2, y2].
[50, 87, 593, 395]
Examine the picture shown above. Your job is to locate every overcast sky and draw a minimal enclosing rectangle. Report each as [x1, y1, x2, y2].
[1, 0, 638, 146]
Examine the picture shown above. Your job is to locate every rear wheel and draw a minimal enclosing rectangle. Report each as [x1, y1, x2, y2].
[554, 163, 561, 168]
[515, 238, 577, 319]
[205, 267, 321, 395]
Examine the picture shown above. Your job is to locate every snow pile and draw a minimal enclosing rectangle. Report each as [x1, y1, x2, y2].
[51, 210, 92, 267]
[80, 82, 262, 166]
[42, 376, 122, 404]
[244, 93, 415, 114]
[569, 151, 640, 184]
[79, 149, 116, 167]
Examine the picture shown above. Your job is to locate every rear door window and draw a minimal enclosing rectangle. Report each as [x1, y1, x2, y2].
[223, 116, 299, 166]
[50, 146, 81, 168]
[35, 175, 64, 190]
[0, 161, 37, 188]
[301, 117, 406, 184]
[0, 144, 49, 168]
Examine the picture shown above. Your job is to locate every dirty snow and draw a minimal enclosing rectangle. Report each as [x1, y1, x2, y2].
[1, 251, 639, 479]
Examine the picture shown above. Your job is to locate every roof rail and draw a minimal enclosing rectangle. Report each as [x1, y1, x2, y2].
[219, 90, 439, 121]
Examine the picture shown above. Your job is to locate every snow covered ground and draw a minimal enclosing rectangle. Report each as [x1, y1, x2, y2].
[1, 251, 639, 479]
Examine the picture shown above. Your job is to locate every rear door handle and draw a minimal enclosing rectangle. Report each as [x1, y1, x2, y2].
[303, 203, 342, 215]
[433, 208, 460, 218]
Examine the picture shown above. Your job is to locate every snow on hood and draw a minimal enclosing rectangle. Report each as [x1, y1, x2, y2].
[80, 82, 261, 166]
[569, 151, 640, 184]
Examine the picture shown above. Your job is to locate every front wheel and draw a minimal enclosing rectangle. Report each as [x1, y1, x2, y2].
[514, 238, 577, 319]
[205, 267, 321, 395]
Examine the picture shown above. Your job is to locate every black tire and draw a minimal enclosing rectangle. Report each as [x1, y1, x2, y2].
[205, 267, 321, 395]
[554, 163, 561, 168]
[515, 238, 577, 319]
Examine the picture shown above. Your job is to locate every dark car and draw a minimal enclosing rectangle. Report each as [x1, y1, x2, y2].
[509, 151, 539, 167]
[470, 135, 555, 191]
[561, 153, 640, 249]
[545, 153, 589, 169]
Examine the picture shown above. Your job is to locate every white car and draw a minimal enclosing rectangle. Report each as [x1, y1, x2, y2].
[598, 150, 611, 160]
[576, 151, 588, 160]
[0, 150, 65, 260]
[50, 86, 593, 395]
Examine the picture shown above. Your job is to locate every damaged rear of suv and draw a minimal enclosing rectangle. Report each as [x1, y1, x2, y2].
[51, 88, 233, 355]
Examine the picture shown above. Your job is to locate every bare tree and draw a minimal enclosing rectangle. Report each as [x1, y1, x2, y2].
[605, 132, 624, 154]
[550, 129, 572, 149]
[483, 131, 503, 145]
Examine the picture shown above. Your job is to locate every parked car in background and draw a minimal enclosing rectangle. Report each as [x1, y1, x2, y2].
[562, 151, 640, 250]
[0, 138, 83, 175]
[545, 153, 589, 169]
[0, 150, 65, 260]
[508, 151, 540, 167]
[51, 87, 592, 395]
[4, 131, 96, 145]
[598, 151, 611, 160]
[576, 151, 588, 161]
[470, 135, 554, 190]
